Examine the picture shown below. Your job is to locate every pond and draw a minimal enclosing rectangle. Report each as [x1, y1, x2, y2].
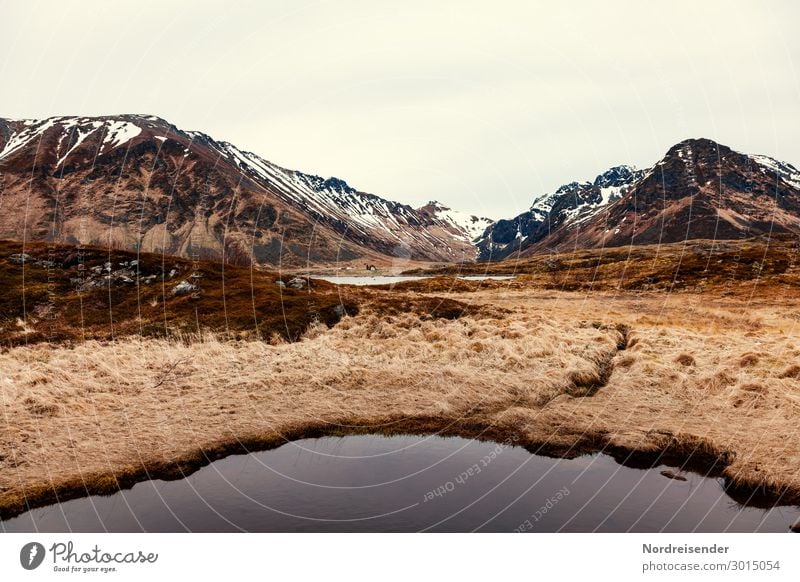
[2, 435, 798, 532]
[315, 275, 514, 286]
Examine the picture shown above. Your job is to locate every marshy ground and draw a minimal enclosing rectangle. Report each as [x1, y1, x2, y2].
[1, 238, 799, 519]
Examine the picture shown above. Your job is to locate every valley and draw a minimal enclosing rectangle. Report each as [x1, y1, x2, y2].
[1, 237, 800, 524]
[2, 117, 800, 532]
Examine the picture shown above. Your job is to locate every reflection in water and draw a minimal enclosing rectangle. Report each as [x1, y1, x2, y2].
[2, 435, 798, 532]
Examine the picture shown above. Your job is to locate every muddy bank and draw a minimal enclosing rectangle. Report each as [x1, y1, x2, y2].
[1, 414, 797, 521]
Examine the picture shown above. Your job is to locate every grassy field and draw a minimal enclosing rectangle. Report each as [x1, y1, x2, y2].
[0, 239, 364, 345]
[403, 235, 800, 293]
[1, 238, 800, 519]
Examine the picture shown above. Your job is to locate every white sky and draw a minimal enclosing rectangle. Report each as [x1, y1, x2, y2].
[1, 0, 798, 218]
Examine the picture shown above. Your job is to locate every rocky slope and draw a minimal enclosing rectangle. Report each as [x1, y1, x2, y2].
[416, 201, 493, 243]
[477, 139, 800, 260]
[0, 115, 485, 266]
[476, 165, 644, 260]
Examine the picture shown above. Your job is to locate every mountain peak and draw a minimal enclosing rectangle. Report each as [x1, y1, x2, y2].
[664, 137, 732, 159]
[593, 165, 640, 188]
[422, 200, 449, 211]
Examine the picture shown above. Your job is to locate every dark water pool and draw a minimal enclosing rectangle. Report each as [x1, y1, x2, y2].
[2, 435, 798, 532]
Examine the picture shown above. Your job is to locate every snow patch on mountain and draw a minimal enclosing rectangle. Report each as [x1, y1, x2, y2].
[56, 121, 103, 167]
[423, 201, 494, 242]
[0, 118, 57, 161]
[529, 165, 643, 227]
[0, 117, 147, 165]
[210, 140, 421, 239]
[751, 154, 800, 190]
[101, 121, 142, 151]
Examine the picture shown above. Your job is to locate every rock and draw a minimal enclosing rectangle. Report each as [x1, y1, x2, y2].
[8, 253, 32, 264]
[275, 280, 286, 288]
[171, 280, 199, 296]
[287, 277, 307, 289]
[104, 262, 112, 272]
[660, 470, 688, 482]
[333, 304, 346, 317]
[168, 268, 177, 278]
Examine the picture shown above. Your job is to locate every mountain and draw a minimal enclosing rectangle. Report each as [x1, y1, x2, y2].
[4, 121, 796, 266]
[416, 201, 494, 243]
[476, 165, 644, 260]
[0, 114, 481, 266]
[477, 139, 800, 260]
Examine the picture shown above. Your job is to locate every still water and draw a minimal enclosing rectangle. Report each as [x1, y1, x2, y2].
[3, 435, 798, 532]
[315, 275, 514, 286]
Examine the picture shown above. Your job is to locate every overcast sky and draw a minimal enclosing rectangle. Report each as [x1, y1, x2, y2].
[1, 1, 798, 218]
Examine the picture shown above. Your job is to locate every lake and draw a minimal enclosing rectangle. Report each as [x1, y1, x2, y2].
[2, 435, 798, 532]
[315, 275, 515, 286]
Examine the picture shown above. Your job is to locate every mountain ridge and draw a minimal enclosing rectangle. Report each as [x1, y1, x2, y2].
[3, 118, 800, 266]
[0, 114, 488, 266]
[476, 138, 800, 260]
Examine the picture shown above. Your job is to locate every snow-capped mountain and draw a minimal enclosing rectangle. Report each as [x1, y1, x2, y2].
[416, 201, 494, 243]
[3, 118, 799, 266]
[476, 165, 644, 260]
[477, 139, 800, 260]
[0, 115, 478, 265]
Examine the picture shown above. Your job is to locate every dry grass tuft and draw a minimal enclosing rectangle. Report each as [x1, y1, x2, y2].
[675, 353, 696, 367]
[739, 353, 761, 367]
[22, 397, 58, 417]
[615, 353, 637, 368]
[778, 364, 800, 379]
[740, 382, 768, 394]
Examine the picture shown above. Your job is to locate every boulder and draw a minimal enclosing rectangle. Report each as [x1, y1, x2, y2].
[171, 280, 199, 296]
[287, 277, 307, 289]
[8, 253, 31, 264]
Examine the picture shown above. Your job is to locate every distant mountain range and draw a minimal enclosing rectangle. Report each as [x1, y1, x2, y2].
[0, 115, 490, 266]
[2, 115, 799, 266]
[477, 138, 800, 260]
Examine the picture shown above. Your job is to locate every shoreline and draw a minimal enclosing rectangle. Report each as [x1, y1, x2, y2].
[2, 416, 797, 523]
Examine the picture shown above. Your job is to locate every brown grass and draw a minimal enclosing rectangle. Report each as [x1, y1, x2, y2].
[0, 239, 359, 345]
[2, 238, 800, 519]
[1, 284, 800, 519]
[403, 235, 800, 294]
